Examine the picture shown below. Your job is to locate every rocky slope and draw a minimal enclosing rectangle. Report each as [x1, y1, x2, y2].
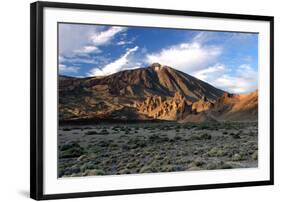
[181, 92, 258, 123]
[59, 63, 257, 122]
[136, 92, 191, 120]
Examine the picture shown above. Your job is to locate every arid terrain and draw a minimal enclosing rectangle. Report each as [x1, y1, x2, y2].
[58, 122, 258, 177]
[58, 63, 258, 177]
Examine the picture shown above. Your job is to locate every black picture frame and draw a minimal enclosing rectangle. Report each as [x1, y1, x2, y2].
[30, 1, 274, 200]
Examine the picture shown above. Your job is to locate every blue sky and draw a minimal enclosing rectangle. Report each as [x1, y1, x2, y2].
[58, 23, 258, 93]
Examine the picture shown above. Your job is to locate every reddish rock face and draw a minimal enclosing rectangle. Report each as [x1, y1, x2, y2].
[191, 98, 214, 113]
[136, 92, 192, 120]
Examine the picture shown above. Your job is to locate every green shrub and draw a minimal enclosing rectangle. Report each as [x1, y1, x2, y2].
[84, 169, 105, 176]
[112, 126, 119, 131]
[60, 146, 84, 158]
[98, 140, 110, 147]
[137, 140, 147, 148]
[252, 151, 258, 160]
[174, 136, 183, 141]
[126, 162, 138, 169]
[207, 147, 226, 157]
[121, 144, 129, 151]
[139, 166, 153, 173]
[118, 168, 131, 175]
[231, 133, 241, 139]
[190, 133, 211, 141]
[232, 153, 243, 161]
[60, 141, 80, 151]
[85, 130, 98, 135]
[161, 165, 176, 172]
[200, 133, 212, 140]
[194, 160, 205, 167]
[100, 129, 109, 135]
[220, 163, 233, 169]
[80, 162, 97, 172]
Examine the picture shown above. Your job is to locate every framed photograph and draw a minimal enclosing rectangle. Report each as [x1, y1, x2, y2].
[30, 1, 274, 200]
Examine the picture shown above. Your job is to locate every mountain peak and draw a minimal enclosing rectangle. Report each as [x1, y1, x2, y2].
[150, 62, 162, 68]
[149, 62, 170, 71]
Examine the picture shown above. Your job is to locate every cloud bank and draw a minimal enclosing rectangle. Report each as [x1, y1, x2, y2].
[59, 64, 80, 74]
[192, 63, 257, 93]
[146, 42, 222, 73]
[90, 27, 127, 46]
[88, 46, 139, 76]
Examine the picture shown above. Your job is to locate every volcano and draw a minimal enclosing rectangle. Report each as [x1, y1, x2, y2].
[59, 63, 257, 122]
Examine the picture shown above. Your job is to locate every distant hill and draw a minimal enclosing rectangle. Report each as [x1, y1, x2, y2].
[59, 63, 257, 123]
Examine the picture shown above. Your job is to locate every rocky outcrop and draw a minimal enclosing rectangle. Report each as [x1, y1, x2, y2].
[136, 92, 191, 120]
[177, 91, 258, 123]
[191, 96, 214, 113]
[218, 91, 258, 121]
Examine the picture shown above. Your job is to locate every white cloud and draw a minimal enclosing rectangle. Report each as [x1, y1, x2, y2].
[71, 26, 126, 55]
[117, 41, 127, 45]
[59, 55, 65, 63]
[191, 32, 211, 44]
[192, 63, 257, 94]
[116, 36, 136, 46]
[59, 24, 102, 55]
[236, 64, 257, 80]
[88, 46, 139, 76]
[59, 55, 111, 66]
[146, 42, 222, 73]
[59, 64, 80, 74]
[90, 26, 127, 46]
[215, 75, 255, 94]
[74, 46, 101, 54]
[230, 32, 257, 41]
[193, 63, 226, 81]
[59, 24, 127, 57]
[117, 40, 134, 46]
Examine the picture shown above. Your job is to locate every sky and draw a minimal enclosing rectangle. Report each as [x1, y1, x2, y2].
[58, 23, 258, 94]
